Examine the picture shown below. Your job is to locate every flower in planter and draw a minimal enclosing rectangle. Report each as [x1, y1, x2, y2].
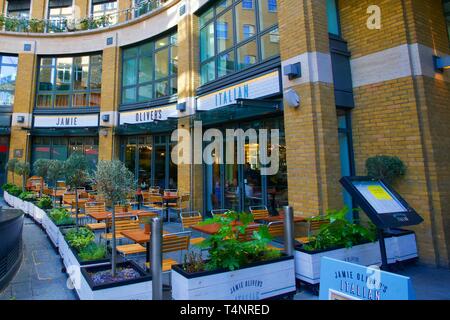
[89, 267, 141, 286]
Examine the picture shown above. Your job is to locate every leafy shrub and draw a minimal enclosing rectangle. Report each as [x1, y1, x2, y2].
[37, 196, 53, 209]
[19, 191, 37, 201]
[184, 211, 281, 273]
[78, 242, 107, 262]
[49, 208, 74, 226]
[366, 155, 406, 184]
[2, 183, 15, 192]
[65, 227, 95, 251]
[302, 207, 377, 252]
[8, 185, 22, 197]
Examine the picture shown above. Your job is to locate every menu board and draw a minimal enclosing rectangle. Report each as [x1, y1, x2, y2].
[352, 181, 407, 214]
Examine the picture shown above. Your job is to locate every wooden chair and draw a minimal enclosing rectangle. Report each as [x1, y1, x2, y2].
[114, 204, 132, 213]
[85, 202, 107, 231]
[149, 187, 160, 194]
[295, 217, 330, 244]
[169, 193, 190, 222]
[211, 209, 229, 218]
[100, 218, 140, 242]
[142, 193, 164, 216]
[237, 224, 261, 242]
[249, 206, 270, 221]
[267, 221, 285, 251]
[180, 211, 206, 246]
[56, 181, 66, 189]
[145, 231, 191, 273]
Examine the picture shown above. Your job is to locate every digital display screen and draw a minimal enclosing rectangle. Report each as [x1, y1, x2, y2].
[351, 180, 408, 214]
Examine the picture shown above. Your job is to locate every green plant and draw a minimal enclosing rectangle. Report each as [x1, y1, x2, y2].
[78, 242, 107, 261]
[0, 15, 5, 29]
[2, 183, 15, 192]
[65, 227, 95, 251]
[37, 196, 53, 209]
[47, 159, 64, 206]
[19, 191, 37, 201]
[6, 159, 18, 184]
[302, 207, 377, 252]
[33, 159, 50, 197]
[28, 18, 45, 32]
[94, 160, 135, 276]
[49, 208, 74, 226]
[366, 155, 406, 184]
[64, 153, 91, 228]
[188, 211, 281, 272]
[14, 161, 30, 192]
[4, 16, 19, 31]
[8, 185, 22, 196]
[183, 251, 205, 273]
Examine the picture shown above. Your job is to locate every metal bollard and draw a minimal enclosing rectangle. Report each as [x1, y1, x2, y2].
[151, 217, 163, 300]
[283, 206, 295, 256]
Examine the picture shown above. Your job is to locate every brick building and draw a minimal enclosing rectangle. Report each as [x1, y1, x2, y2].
[0, 0, 449, 267]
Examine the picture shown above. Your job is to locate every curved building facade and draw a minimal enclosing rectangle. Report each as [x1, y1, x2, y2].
[1, 0, 450, 267]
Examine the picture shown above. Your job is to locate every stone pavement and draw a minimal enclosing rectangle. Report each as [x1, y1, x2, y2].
[0, 216, 77, 300]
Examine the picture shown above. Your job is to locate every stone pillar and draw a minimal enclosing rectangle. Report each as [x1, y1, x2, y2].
[338, 0, 450, 266]
[98, 38, 120, 161]
[278, 0, 342, 216]
[74, 0, 90, 20]
[176, 5, 203, 211]
[0, 0, 6, 14]
[8, 51, 37, 187]
[118, 0, 133, 23]
[31, 0, 46, 19]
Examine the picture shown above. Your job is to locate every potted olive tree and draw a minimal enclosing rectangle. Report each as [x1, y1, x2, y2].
[33, 158, 50, 197]
[47, 159, 64, 207]
[6, 158, 18, 185]
[64, 153, 91, 229]
[14, 161, 30, 192]
[74, 160, 151, 300]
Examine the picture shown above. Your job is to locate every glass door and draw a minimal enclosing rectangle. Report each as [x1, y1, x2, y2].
[153, 136, 168, 189]
[205, 146, 223, 214]
[138, 137, 152, 190]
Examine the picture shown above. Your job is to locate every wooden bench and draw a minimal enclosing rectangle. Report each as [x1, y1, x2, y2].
[237, 224, 261, 242]
[116, 243, 146, 255]
[100, 219, 140, 241]
[85, 202, 107, 231]
[145, 232, 190, 272]
[180, 211, 206, 246]
[295, 217, 330, 244]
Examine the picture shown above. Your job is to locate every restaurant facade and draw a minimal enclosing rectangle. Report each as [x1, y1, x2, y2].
[0, 0, 449, 268]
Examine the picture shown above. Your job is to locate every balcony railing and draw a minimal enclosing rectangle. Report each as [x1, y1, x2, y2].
[0, 0, 169, 34]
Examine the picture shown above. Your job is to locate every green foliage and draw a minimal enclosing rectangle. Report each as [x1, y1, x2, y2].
[184, 211, 281, 272]
[47, 160, 64, 187]
[49, 208, 75, 226]
[37, 196, 53, 209]
[14, 161, 30, 176]
[28, 18, 45, 32]
[94, 160, 135, 204]
[366, 155, 406, 184]
[7, 185, 22, 196]
[64, 153, 91, 190]
[33, 159, 50, 181]
[183, 251, 205, 273]
[2, 183, 15, 192]
[6, 159, 18, 173]
[19, 191, 37, 201]
[65, 227, 95, 251]
[78, 242, 107, 262]
[302, 207, 377, 252]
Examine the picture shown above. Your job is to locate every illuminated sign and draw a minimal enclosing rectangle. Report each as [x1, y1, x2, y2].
[33, 115, 99, 128]
[119, 104, 177, 125]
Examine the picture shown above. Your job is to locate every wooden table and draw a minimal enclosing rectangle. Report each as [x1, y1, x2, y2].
[87, 211, 137, 222]
[191, 221, 246, 235]
[258, 215, 308, 224]
[121, 229, 169, 268]
[162, 195, 179, 222]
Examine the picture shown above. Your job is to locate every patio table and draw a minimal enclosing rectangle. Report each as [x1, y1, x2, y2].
[257, 215, 308, 224]
[190, 221, 250, 235]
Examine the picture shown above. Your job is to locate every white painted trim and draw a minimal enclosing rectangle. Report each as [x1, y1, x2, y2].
[351, 44, 450, 88]
[281, 52, 334, 89]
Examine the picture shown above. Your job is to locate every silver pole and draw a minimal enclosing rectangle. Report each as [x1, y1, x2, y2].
[283, 206, 295, 256]
[151, 216, 163, 300]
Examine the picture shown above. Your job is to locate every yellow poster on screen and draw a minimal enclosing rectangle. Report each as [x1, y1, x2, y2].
[367, 185, 392, 200]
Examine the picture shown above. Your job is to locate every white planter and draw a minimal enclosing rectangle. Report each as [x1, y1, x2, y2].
[295, 242, 382, 285]
[33, 206, 46, 224]
[42, 213, 61, 247]
[76, 262, 152, 300]
[14, 197, 23, 210]
[3, 191, 11, 206]
[171, 256, 296, 300]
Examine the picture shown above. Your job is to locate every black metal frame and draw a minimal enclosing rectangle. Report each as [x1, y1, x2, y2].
[0, 54, 18, 110]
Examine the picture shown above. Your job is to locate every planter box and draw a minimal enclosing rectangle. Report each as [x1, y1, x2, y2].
[171, 255, 296, 300]
[33, 206, 46, 224]
[3, 191, 12, 206]
[295, 242, 381, 285]
[77, 261, 152, 300]
[42, 213, 62, 247]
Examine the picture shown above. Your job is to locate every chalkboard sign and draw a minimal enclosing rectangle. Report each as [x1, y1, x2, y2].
[340, 176, 423, 229]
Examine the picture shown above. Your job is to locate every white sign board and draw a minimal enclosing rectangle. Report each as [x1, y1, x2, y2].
[34, 114, 99, 128]
[197, 70, 281, 111]
[119, 104, 178, 125]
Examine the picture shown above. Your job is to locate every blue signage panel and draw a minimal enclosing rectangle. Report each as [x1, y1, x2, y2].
[319, 257, 415, 300]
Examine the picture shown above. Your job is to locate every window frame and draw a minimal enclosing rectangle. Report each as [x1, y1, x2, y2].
[35, 54, 103, 110]
[120, 32, 178, 106]
[0, 55, 18, 108]
[199, 0, 279, 85]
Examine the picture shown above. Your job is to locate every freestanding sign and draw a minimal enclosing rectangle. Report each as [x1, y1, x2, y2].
[340, 176, 423, 269]
[319, 257, 415, 300]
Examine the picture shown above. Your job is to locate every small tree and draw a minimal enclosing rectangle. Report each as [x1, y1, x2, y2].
[64, 153, 91, 229]
[95, 160, 135, 276]
[33, 159, 50, 197]
[14, 161, 30, 192]
[6, 158, 18, 185]
[366, 155, 406, 184]
[47, 159, 64, 207]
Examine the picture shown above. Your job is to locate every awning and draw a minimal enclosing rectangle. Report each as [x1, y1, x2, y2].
[193, 98, 283, 126]
[28, 127, 99, 136]
[115, 116, 180, 136]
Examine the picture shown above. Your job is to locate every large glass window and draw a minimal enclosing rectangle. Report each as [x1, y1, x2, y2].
[199, 0, 279, 85]
[92, 0, 118, 26]
[0, 55, 18, 107]
[327, 0, 340, 36]
[121, 33, 177, 105]
[6, 0, 30, 18]
[47, 0, 73, 32]
[36, 54, 102, 109]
